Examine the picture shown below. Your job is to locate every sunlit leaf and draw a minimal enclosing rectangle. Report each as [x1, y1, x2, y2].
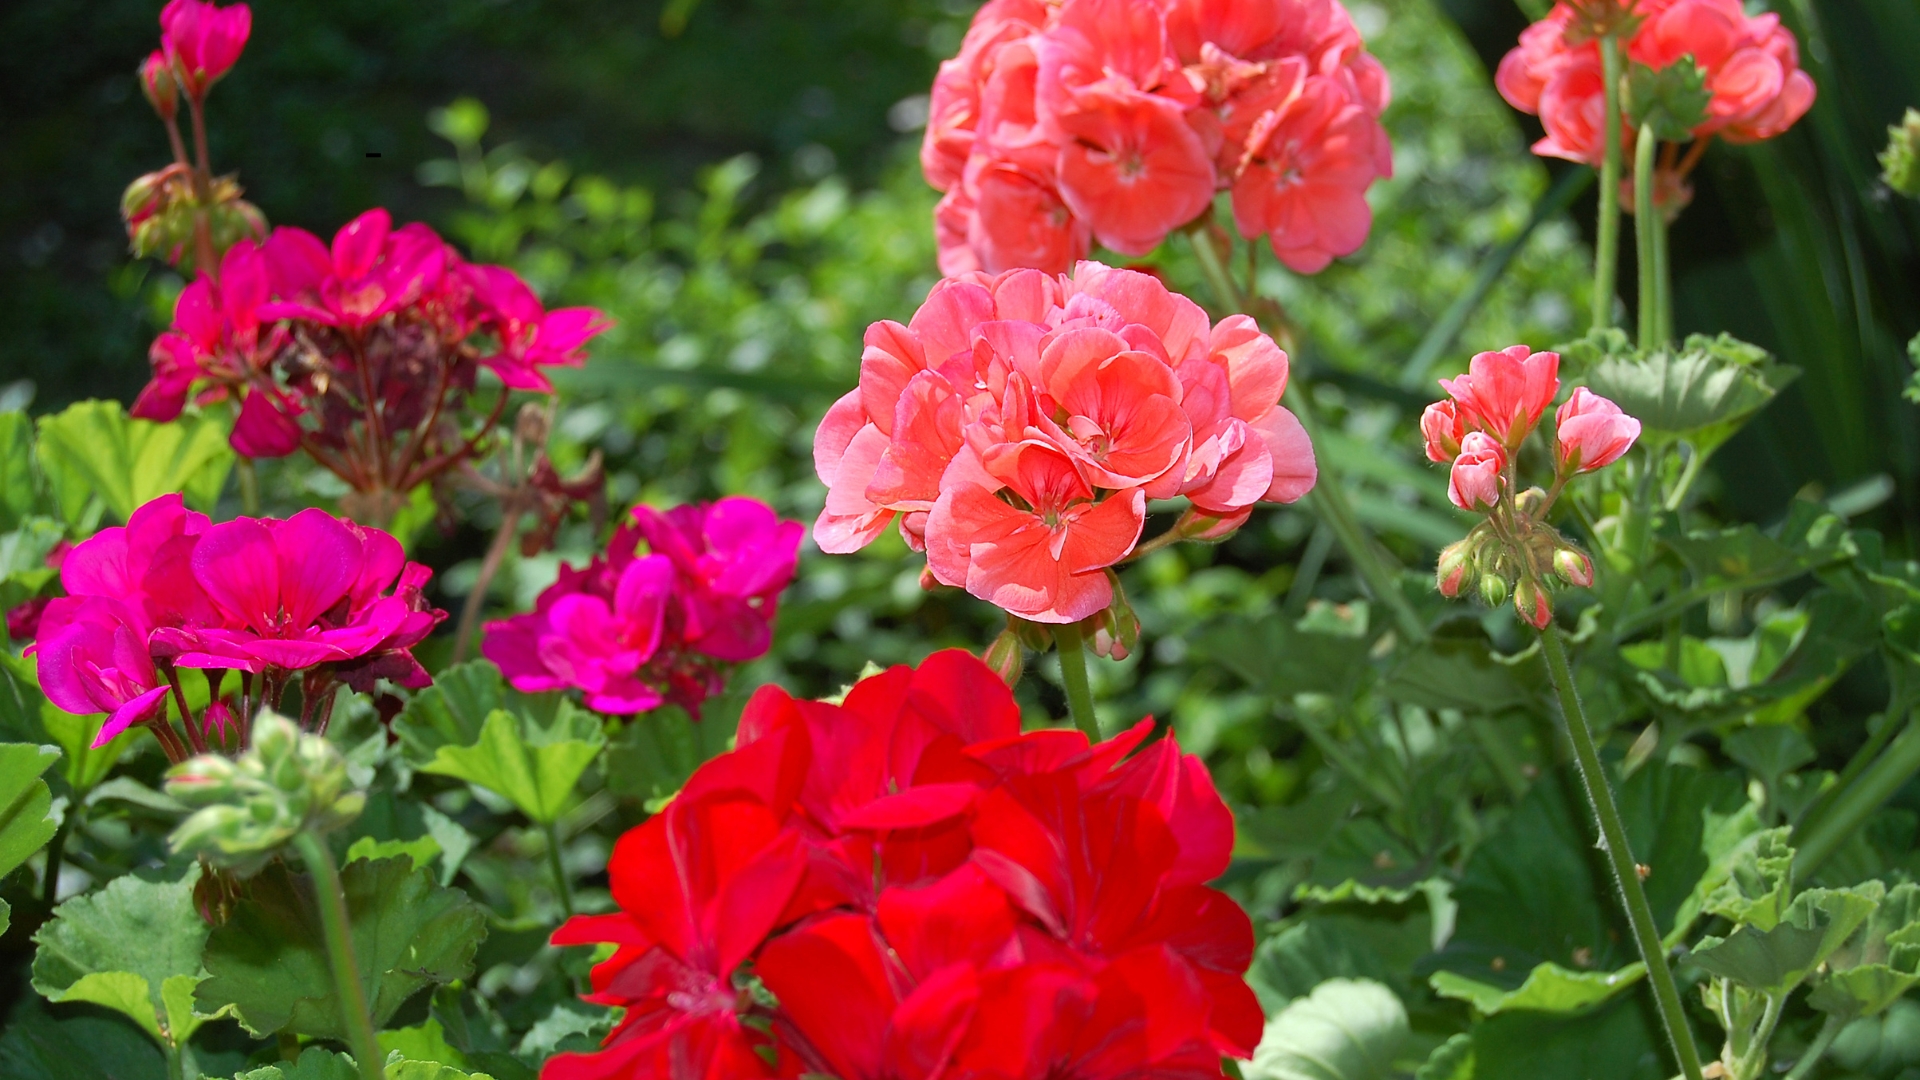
[419, 705, 604, 825]
[34, 400, 232, 523]
[1244, 978, 1407, 1080]
[29, 870, 213, 1047]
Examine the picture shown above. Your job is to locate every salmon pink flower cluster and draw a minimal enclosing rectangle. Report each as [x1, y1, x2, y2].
[1424, 346, 1638, 628]
[483, 497, 802, 717]
[924, 0, 1392, 276]
[134, 208, 611, 508]
[1497, 0, 1814, 168]
[814, 262, 1316, 625]
[545, 649, 1259, 1080]
[27, 494, 443, 759]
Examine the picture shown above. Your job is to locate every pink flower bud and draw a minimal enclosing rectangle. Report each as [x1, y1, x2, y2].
[140, 51, 179, 121]
[1436, 540, 1473, 598]
[1553, 547, 1595, 588]
[1448, 432, 1506, 512]
[1554, 387, 1641, 474]
[1421, 399, 1466, 463]
[160, 0, 251, 99]
[1514, 578, 1553, 629]
[1174, 506, 1252, 543]
[1437, 345, 1560, 448]
[983, 628, 1025, 687]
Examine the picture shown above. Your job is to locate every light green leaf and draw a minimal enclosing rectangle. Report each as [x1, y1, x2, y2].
[4, 652, 140, 795]
[420, 805, 475, 887]
[198, 855, 488, 1040]
[516, 1003, 614, 1061]
[1578, 331, 1799, 455]
[1415, 1034, 1473, 1080]
[35, 400, 232, 523]
[419, 706, 604, 824]
[379, 1017, 470, 1070]
[0, 409, 40, 529]
[30, 870, 210, 1048]
[235, 1046, 359, 1080]
[1, 897, 10, 936]
[1807, 881, 1920, 1019]
[1700, 827, 1795, 932]
[1690, 884, 1884, 995]
[0, 741, 60, 877]
[392, 661, 559, 765]
[162, 974, 220, 1046]
[345, 834, 443, 872]
[1245, 978, 1408, 1080]
[1430, 960, 1645, 1015]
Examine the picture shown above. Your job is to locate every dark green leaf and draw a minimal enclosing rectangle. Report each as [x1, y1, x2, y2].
[601, 704, 737, 805]
[30, 870, 212, 1046]
[1297, 816, 1431, 904]
[1689, 884, 1883, 995]
[1196, 615, 1374, 702]
[198, 856, 488, 1040]
[1579, 331, 1798, 455]
[1469, 991, 1667, 1080]
[1249, 910, 1431, 1012]
[233, 1046, 359, 1080]
[1381, 636, 1544, 714]
[1807, 881, 1920, 1019]
[1414, 1034, 1473, 1080]
[0, 996, 167, 1080]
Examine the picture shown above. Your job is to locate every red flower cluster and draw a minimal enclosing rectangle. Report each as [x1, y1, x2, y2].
[135, 208, 611, 505]
[26, 494, 443, 758]
[546, 650, 1259, 1080]
[924, 0, 1391, 276]
[483, 498, 803, 717]
[1497, 0, 1814, 167]
[815, 262, 1315, 624]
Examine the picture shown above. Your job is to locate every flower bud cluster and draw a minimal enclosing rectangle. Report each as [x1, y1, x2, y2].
[1884, 108, 1920, 199]
[1424, 346, 1636, 629]
[165, 712, 366, 874]
[121, 165, 265, 268]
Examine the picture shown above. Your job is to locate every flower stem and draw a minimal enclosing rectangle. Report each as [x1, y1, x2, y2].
[1051, 622, 1100, 740]
[543, 820, 576, 919]
[1634, 123, 1660, 352]
[1793, 712, 1920, 881]
[1539, 627, 1705, 1080]
[1654, 210, 1674, 345]
[1783, 1013, 1846, 1080]
[1594, 34, 1626, 331]
[452, 504, 524, 663]
[291, 831, 384, 1080]
[237, 456, 261, 516]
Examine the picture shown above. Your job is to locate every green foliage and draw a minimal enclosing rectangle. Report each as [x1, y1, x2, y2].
[1571, 330, 1799, 456]
[0, 742, 60, 883]
[197, 856, 488, 1041]
[30, 870, 217, 1048]
[1244, 978, 1409, 1080]
[601, 704, 736, 805]
[1624, 57, 1713, 141]
[418, 706, 604, 825]
[1429, 960, 1645, 1016]
[0, 995, 168, 1080]
[34, 400, 232, 523]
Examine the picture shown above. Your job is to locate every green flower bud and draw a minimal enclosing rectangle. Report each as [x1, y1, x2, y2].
[1553, 547, 1596, 588]
[1479, 574, 1509, 608]
[983, 626, 1026, 687]
[165, 711, 366, 875]
[1884, 108, 1920, 199]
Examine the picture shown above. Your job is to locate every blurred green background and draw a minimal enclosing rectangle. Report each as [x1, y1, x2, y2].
[2, 0, 1916, 791]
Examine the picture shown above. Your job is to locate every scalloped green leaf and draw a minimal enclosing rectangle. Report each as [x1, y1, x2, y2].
[1415, 1034, 1473, 1080]
[1580, 331, 1799, 455]
[601, 704, 737, 805]
[1430, 960, 1646, 1016]
[29, 870, 210, 1048]
[1701, 827, 1795, 932]
[1808, 881, 1920, 1019]
[419, 706, 604, 825]
[392, 660, 560, 765]
[1690, 884, 1884, 995]
[1249, 910, 1432, 1012]
[1245, 978, 1408, 1080]
[34, 400, 232, 523]
[198, 856, 487, 1040]
[0, 741, 60, 878]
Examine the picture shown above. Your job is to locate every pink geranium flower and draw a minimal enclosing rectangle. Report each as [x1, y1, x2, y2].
[1554, 387, 1641, 473]
[630, 498, 804, 663]
[159, 0, 251, 98]
[1448, 432, 1506, 512]
[260, 209, 448, 332]
[463, 264, 614, 392]
[1437, 345, 1561, 449]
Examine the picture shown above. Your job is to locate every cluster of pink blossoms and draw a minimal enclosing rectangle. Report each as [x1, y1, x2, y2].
[815, 262, 1316, 625]
[137, 208, 611, 488]
[1422, 345, 1640, 627]
[28, 494, 443, 757]
[548, 650, 1258, 1080]
[924, 0, 1392, 276]
[483, 498, 803, 717]
[1497, 0, 1814, 170]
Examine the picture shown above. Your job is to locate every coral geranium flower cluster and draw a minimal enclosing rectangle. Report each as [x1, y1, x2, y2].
[814, 261, 1316, 624]
[483, 497, 803, 716]
[924, 0, 1392, 276]
[28, 494, 443, 758]
[1497, 0, 1815, 168]
[135, 208, 611, 507]
[545, 649, 1260, 1080]
[1423, 345, 1639, 628]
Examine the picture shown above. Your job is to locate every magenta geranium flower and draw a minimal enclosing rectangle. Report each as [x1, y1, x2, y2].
[629, 497, 804, 662]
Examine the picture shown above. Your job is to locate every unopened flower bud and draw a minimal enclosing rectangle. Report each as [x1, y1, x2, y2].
[1436, 540, 1474, 598]
[1479, 574, 1509, 608]
[983, 627, 1025, 686]
[1513, 578, 1553, 629]
[1553, 547, 1595, 588]
[140, 51, 179, 121]
[1514, 487, 1547, 518]
[166, 711, 366, 875]
[1173, 505, 1251, 544]
[1884, 108, 1920, 199]
[1088, 572, 1141, 661]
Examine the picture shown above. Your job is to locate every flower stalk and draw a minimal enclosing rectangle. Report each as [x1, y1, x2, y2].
[1052, 622, 1099, 739]
[1594, 33, 1626, 331]
[292, 830, 384, 1080]
[543, 820, 575, 919]
[1634, 122, 1662, 351]
[1539, 627, 1706, 1080]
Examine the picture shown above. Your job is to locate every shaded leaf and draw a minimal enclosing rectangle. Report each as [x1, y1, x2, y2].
[1297, 816, 1430, 904]
[34, 400, 232, 523]
[1577, 331, 1798, 455]
[1381, 636, 1543, 714]
[30, 870, 211, 1047]
[1689, 884, 1883, 995]
[1197, 615, 1374, 702]
[1665, 501, 1853, 595]
[1415, 1034, 1473, 1080]
[1245, 978, 1408, 1080]
[1807, 881, 1920, 1019]
[1249, 910, 1431, 1012]
[0, 995, 167, 1080]
[0, 741, 59, 878]
[1470, 990, 1667, 1080]
[1430, 960, 1644, 1015]
[601, 704, 737, 805]
[198, 856, 488, 1040]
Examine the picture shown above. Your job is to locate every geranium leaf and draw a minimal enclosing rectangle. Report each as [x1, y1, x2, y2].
[198, 855, 488, 1040]
[2, 653, 137, 794]
[1195, 614, 1374, 701]
[602, 704, 738, 805]
[1244, 978, 1408, 1080]
[34, 400, 231, 523]
[29, 870, 209, 1047]
[1380, 636, 1545, 715]
[1249, 910, 1431, 1012]
[419, 707, 604, 824]
[1690, 884, 1884, 995]
[392, 660, 559, 764]
[0, 409, 39, 529]
[1415, 1033, 1473, 1080]
[0, 994, 168, 1080]
[1807, 881, 1920, 1018]
[1699, 827, 1795, 931]
[1469, 990, 1667, 1080]
[234, 1047, 359, 1080]
[0, 742, 60, 878]
[1577, 331, 1798, 455]
[344, 834, 443, 872]
[1430, 960, 1646, 1016]
[379, 1016, 470, 1070]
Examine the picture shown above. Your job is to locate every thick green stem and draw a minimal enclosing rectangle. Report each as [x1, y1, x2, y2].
[1783, 1013, 1846, 1080]
[1794, 712, 1920, 881]
[292, 832, 384, 1080]
[40, 807, 76, 906]
[1539, 628, 1707, 1080]
[1593, 35, 1626, 331]
[1633, 123, 1660, 351]
[1051, 622, 1100, 740]
[165, 1043, 186, 1080]
[1654, 210, 1674, 345]
[543, 820, 575, 919]
[237, 457, 261, 516]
